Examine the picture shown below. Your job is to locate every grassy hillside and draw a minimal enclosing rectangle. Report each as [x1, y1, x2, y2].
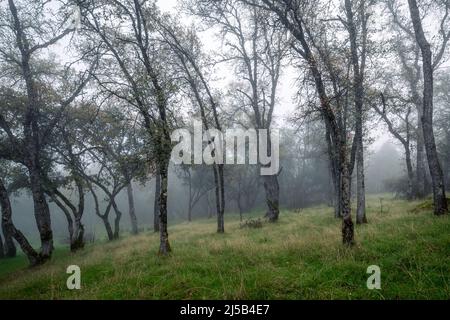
[0, 196, 449, 300]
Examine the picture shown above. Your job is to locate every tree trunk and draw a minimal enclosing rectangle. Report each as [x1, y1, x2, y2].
[0, 177, 40, 266]
[345, 0, 367, 224]
[341, 152, 355, 245]
[102, 216, 114, 241]
[416, 108, 428, 198]
[158, 161, 171, 255]
[261, 130, 280, 222]
[50, 193, 74, 246]
[188, 204, 192, 223]
[408, 0, 448, 215]
[71, 177, 85, 252]
[2, 218, 16, 258]
[405, 146, 415, 200]
[0, 232, 4, 259]
[51, 184, 85, 252]
[111, 200, 122, 240]
[263, 175, 280, 222]
[237, 192, 243, 222]
[153, 171, 161, 233]
[334, 171, 342, 218]
[188, 172, 192, 222]
[213, 164, 225, 233]
[356, 137, 367, 224]
[127, 182, 138, 235]
[71, 218, 85, 252]
[326, 122, 342, 218]
[28, 165, 53, 261]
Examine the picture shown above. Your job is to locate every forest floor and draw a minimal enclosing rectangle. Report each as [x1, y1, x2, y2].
[0, 195, 449, 299]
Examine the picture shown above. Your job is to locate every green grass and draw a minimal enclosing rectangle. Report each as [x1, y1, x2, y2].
[0, 195, 449, 300]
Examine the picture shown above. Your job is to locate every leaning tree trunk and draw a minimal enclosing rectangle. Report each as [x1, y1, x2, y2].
[2, 218, 16, 258]
[0, 177, 40, 266]
[50, 193, 74, 246]
[408, 0, 448, 215]
[153, 171, 161, 233]
[416, 115, 428, 198]
[126, 182, 138, 235]
[102, 201, 114, 241]
[111, 199, 122, 240]
[50, 187, 85, 252]
[102, 216, 114, 241]
[259, 0, 355, 244]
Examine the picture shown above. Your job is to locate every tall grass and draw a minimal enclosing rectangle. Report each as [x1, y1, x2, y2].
[0, 195, 448, 299]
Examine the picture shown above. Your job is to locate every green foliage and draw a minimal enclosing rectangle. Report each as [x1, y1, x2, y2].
[0, 196, 448, 300]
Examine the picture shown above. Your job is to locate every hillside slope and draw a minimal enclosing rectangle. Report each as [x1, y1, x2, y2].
[0, 197, 449, 299]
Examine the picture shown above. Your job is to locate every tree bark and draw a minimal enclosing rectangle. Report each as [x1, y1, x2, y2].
[213, 164, 225, 233]
[405, 146, 415, 200]
[158, 160, 171, 255]
[0, 177, 40, 266]
[416, 126, 428, 197]
[341, 150, 355, 245]
[89, 184, 114, 241]
[261, 131, 280, 222]
[187, 170, 193, 222]
[408, 0, 448, 215]
[28, 166, 53, 260]
[263, 175, 280, 222]
[50, 183, 85, 252]
[127, 182, 138, 235]
[1, 215, 16, 258]
[0, 232, 4, 259]
[102, 216, 114, 241]
[154, 171, 161, 233]
[111, 200, 122, 240]
[345, 0, 367, 224]
[49, 192, 74, 245]
[69, 150, 86, 251]
[326, 120, 342, 218]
